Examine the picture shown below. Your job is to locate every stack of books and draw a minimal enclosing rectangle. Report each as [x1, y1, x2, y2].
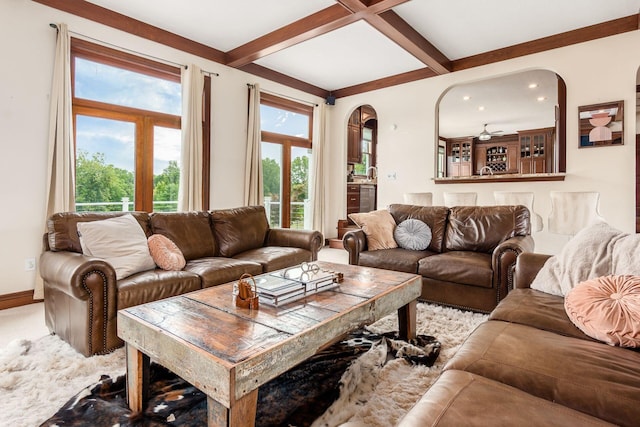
[252, 275, 304, 307]
[255, 264, 343, 307]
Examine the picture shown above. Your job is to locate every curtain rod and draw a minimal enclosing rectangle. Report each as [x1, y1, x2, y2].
[248, 83, 318, 107]
[49, 23, 220, 76]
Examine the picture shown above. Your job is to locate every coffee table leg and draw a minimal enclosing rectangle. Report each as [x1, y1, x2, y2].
[207, 389, 258, 427]
[398, 299, 417, 340]
[126, 343, 150, 413]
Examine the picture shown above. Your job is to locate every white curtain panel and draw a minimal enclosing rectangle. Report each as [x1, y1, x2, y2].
[178, 65, 204, 211]
[244, 83, 263, 206]
[311, 103, 327, 237]
[38, 23, 75, 299]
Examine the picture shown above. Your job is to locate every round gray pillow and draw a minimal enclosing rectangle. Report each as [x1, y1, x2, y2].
[394, 219, 432, 250]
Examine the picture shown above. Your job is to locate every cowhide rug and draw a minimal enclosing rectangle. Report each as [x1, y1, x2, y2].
[1, 303, 487, 427]
[40, 331, 441, 427]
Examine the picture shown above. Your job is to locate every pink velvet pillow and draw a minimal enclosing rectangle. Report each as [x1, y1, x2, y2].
[148, 234, 186, 271]
[564, 275, 640, 347]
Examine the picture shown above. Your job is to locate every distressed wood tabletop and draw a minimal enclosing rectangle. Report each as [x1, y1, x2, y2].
[118, 261, 421, 427]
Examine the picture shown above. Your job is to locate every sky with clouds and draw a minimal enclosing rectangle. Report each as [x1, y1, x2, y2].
[75, 57, 310, 178]
[75, 58, 181, 173]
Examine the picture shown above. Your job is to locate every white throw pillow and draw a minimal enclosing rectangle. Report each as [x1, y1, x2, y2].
[77, 214, 156, 280]
[394, 219, 432, 250]
[530, 221, 624, 296]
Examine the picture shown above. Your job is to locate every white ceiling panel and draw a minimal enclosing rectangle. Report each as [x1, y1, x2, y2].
[254, 20, 425, 91]
[84, 0, 336, 51]
[395, 0, 640, 60]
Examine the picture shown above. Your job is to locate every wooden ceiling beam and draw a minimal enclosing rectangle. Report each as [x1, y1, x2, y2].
[332, 67, 437, 98]
[334, 13, 639, 98]
[32, 0, 639, 101]
[365, 0, 414, 14]
[226, 5, 356, 68]
[337, 0, 369, 13]
[366, 10, 451, 74]
[227, 0, 411, 68]
[337, 0, 450, 74]
[239, 63, 329, 99]
[338, 0, 409, 14]
[32, 0, 227, 64]
[452, 14, 639, 72]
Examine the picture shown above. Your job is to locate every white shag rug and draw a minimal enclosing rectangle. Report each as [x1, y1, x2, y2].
[0, 303, 486, 427]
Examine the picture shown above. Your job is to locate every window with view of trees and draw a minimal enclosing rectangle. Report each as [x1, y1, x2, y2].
[260, 93, 313, 229]
[71, 39, 210, 212]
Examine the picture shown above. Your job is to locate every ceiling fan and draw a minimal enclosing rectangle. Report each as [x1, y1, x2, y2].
[478, 124, 503, 141]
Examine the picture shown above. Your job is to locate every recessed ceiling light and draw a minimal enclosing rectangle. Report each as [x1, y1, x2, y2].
[537, 96, 546, 102]
[478, 106, 485, 111]
[529, 83, 538, 89]
[463, 95, 471, 101]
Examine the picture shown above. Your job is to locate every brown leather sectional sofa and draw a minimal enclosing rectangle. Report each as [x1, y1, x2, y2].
[398, 252, 640, 426]
[39, 205, 323, 356]
[343, 204, 534, 313]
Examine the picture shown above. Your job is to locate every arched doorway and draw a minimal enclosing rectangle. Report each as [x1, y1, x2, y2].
[347, 105, 378, 214]
[329, 105, 378, 248]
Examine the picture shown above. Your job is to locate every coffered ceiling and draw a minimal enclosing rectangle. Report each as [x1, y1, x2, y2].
[34, 0, 640, 98]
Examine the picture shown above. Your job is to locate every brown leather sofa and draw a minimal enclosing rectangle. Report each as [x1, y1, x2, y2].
[343, 204, 534, 313]
[40, 205, 323, 356]
[397, 252, 640, 426]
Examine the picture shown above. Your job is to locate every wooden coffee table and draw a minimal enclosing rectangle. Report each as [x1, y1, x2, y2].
[117, 261, 421, 427]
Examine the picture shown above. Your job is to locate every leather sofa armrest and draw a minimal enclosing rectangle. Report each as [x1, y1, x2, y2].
[266, 228, 324, 261]
[343, 229, 366, 265]
[514, 252, 552, 289]
[40, 250, 119, 356]
[39, 251, 117, 300]
[491, 235, 535, 300]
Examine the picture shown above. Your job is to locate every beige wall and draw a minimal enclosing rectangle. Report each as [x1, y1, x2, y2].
[327, 31, 640, 255]
[0, 1, 323, 295]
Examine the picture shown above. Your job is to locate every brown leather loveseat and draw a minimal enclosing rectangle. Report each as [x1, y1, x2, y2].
[343, 204, 534, 313]
[40, 205, 323, 356]
[397, 252, 640, 426]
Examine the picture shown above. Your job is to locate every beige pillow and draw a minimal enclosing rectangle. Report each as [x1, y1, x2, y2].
[348, 210, 398, 251]
[565, 275, 640, 347]
[77, 214, 156, 280]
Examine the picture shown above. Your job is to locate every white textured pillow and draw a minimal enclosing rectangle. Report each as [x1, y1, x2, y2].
[394, 219, 432, 250]
[77, 214, 156, 280]
[530, 221, 624, 296]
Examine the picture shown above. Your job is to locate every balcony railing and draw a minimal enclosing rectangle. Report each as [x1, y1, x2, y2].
[75, 197, 178, 212]
[75, 197, 312, 229]
[263, 198, 311, 230]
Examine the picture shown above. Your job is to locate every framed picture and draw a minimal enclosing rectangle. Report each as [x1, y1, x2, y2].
[578, 100, 624, 148]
